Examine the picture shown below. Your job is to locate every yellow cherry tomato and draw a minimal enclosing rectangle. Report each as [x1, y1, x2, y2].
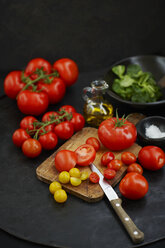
[69, 168, 81, 178]
[70, 177, 82, 186]
[49, 181, 62, 194]
[59, 171, 70, 184]
[54, 189, 67, 203]
[80, 171, 89, 181]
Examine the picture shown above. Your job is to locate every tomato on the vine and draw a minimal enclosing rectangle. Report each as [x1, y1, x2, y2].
[138, 146, 165, 171]
[54, 121, 74, 140]
[59, 105, 76, 114]
[37, 78, 66, 104]
[55, 150, 77, 172]
[39, 132, 58, 150]
[119, 172, 148, 200]
[4, 71, 25, 99]
[53, 58, 79, 87]
[17, 90, 49, 116]
[127, 163, 143, 174]
[121, 152, 136, 165]
[98, 117, 137, 151]
[25, 58, 52, 78]
[101, 152, 115, 166]
[20, 116, 37, 131]
[70, 113, 85, 132]
[89, 172, 100, 183]
[22, 138, 42, 158]
[107, 159, 123, 171]
[42, 111, 59, 122]
[75, 144, 96, 166]
[86, 137, 100, 152]
[104, 169, 116, 180]
[12, 129, 30, 147]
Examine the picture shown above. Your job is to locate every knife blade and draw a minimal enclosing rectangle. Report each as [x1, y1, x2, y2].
[90, 163, 144, 244]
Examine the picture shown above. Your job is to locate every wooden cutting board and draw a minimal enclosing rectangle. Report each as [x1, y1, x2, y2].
[36, 113, 145, 202]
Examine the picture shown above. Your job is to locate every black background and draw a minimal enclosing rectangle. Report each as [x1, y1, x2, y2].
[0, 0, 165, 248]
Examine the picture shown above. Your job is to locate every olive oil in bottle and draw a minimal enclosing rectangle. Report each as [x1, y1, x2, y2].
[82, 80, 113, 127]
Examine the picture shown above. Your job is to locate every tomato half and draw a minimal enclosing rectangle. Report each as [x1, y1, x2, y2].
[4, 71, 25, 99]
[55, 150, 77, 172]
[104, 169, 116, 179]
[121, 152, 136, 165]
[89, 172, 100, 183]
[70, 113, 85, 132]
[37, 78, 66, 104]
[54, 121, 74, 140]
[98, 117, 137, 151]
[127, 163, 143, 175]
[12, 129, 30, 147]
[22, 138, 42, 158]
[119, 172, 148, 200]
[17, 90, 49, 116]
[138, 146, 165, 171]
[39, 132, 58, 150]
[101, 152, 115, 166]
[86, 137, 100, 152]
[53, 58, 79, 87]
[75, 144, 96, 166]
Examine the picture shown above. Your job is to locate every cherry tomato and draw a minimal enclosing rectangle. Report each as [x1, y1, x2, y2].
[69, 168, 81, 178]
[89, 172, 100, 183]
[119, 172, 149, 200]
[17, 90, 49, 116]
[12, 129, 30, 147]
[101, 152, 115, 166]
[49, 181, 62, 194]
[37, 78, 66, 104]
[54, 189, 67, 203]
[98, 117, 137, 151]
[59, 105, 76, 114]
[39, 124, 54, 135]
[75, 144, 96, 166]
[55, 150, 77, 172]
[20, 116, 37, 131]
[22, 138, 42, 158]
[104, 169, 116, 179]
[70, 177, 82, 186]
[4, 71, 25, 99]
[121, 152, 136, 165]
[42, 111, 59, 122]
[25, 58, 52, 78]
[85, 137, 100, 152]
[54, 121, 74, 140]
[53, 58, 79, 87]
[127, 163, 143, 175]
[59, 171, 70, 184]
[107, 159, 123, 171]
[138, 146, 165, 171]
[70, 113, 85, 132]
[39, 132, 58, 150]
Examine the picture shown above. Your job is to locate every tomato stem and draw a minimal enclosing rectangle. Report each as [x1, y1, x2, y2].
[114, 109, 128, 128]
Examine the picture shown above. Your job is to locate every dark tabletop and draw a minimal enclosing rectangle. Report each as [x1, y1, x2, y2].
[0, 1, 165, 248]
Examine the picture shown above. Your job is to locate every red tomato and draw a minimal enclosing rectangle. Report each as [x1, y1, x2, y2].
[127, 163, 143, 175]
[25, 58, 52, 78]
[121, 152, 136, 165]
[138, 146, 165, 171]
[12, 129, 30, 147]
[107, 159, 123, 171]
[101, 152, 115, 166]
[17, 90, 49, 116]
[119, 172, 148, 200]
[104, 169, 116, 179]
[42, 111, 59, 122]
[37, 78, 66, 104]
[20, 116, 37, 131]
[59, 105, 76, 114]
[54, 121, 74, 140]
[22, 138, 42, 158]
[86, 137, 100, 152]
[53, 58, 79, 86]
[70, 113, 85, 132]
[39, 124, 54, 135]
[39, 132, 58, 150]
[89, 172, 100, 183]
[75, 144, 96, 166]
[4, 71, 25, 99]
[55, 150, 77, 172]
[98, 117, 137, 151]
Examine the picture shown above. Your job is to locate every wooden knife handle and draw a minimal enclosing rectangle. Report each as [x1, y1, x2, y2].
[111, 198, 144, 244]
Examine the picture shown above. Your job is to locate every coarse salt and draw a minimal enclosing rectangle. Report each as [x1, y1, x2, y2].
[145, 124, 165, 139]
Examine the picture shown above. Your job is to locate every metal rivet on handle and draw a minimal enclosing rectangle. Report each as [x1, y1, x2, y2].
[125, 217, 129, 221]
[116, 203, 120, 207]
[133, 231, 138, 235]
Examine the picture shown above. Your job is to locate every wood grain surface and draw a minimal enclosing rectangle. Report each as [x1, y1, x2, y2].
[36, 113, 145, 202]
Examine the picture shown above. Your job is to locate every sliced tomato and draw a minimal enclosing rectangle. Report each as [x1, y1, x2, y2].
[75, 144, 96, 166]
[89, 172, 100, 183]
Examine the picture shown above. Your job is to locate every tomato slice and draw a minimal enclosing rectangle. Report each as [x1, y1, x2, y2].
[89, 172, 100, 183]
[75, 144, 96, 166]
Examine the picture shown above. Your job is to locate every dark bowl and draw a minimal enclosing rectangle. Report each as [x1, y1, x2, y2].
[136, 116, 165, 149]
[104, 55, 165, 110]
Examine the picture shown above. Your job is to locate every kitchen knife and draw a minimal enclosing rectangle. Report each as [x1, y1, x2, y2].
[90, 163, 144, 244]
